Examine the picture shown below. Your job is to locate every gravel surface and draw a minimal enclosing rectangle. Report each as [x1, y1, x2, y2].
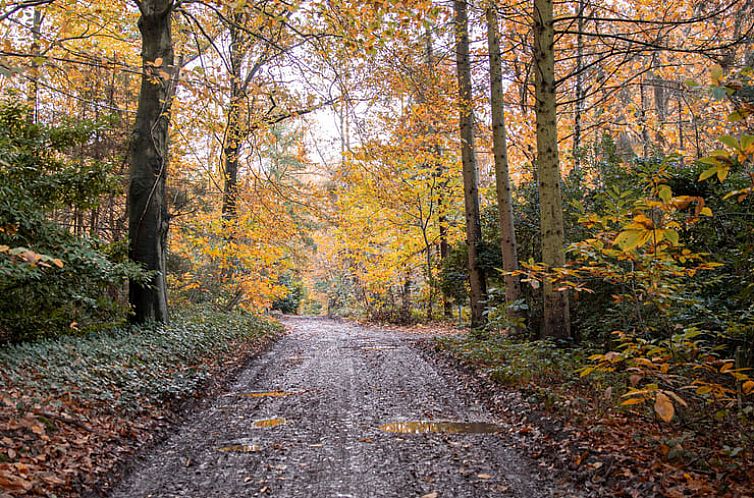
[110, 317, 579, 498]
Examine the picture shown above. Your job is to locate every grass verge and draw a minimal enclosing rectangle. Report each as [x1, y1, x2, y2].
[0, 309, 283, 497]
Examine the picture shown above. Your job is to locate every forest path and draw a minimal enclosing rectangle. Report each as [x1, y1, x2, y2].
[110, 317, 575, 498]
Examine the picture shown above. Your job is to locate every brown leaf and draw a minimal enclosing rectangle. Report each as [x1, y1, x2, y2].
[0, 470, 32, 493]
[477, 473, 493, 479]
[654, 392, 675, 422]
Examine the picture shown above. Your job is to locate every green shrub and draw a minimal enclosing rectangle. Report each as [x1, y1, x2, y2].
[0, 100, 147, 342]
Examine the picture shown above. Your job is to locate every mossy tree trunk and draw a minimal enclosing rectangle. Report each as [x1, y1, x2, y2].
[533, 0, 571, 338]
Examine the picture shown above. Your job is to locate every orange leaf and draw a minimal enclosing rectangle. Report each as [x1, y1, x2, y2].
[621, 397, 645, 406]
[654, 392, 675, 422]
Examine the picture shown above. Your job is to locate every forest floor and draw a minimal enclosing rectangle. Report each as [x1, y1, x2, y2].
[109, 317, 578, 498]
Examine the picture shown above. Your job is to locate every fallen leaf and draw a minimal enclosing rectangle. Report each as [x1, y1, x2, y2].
[654, 392, 675, 422]
[477, 473, 493, 479]
[0, 470, 32, 493]
[421, 493, 438, 498]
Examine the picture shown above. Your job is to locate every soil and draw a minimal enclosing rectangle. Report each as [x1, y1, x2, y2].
[109, 317, 579, 498]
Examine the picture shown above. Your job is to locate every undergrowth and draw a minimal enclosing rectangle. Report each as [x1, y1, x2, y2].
[435, 334, 754, 496]
[0, 309, 283, 412]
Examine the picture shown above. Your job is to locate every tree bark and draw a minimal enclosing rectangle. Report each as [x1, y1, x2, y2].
[486, 6, 522, 314]
[27, 8, 42, 122]
[127, 0, 175, 323]
[533, 0, 571, 338]
[453, 0, 487, 327]
[572, 0, 585, 173]
[221, 18, 244, 230]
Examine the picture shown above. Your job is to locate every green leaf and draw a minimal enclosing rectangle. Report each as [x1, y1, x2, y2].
[699, 166, 719, 181]
[711, 65, 723, 84]
[728, 111, 745, 122]
[717, 166, 730, 182]
[711, 86, 728, 100]
[658, 184, 672, 203]
[684, 79, 699, 88]
[614, 230, 644, 251]
[719, 135, 739, 150]
[664, 230, 679, 245]
[741, 135, 754, 151]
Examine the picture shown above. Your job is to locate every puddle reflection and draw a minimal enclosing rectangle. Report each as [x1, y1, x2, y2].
[217, 444, 261, 453]
[378, 421, 501, 434]
[239, 391, 297, 398]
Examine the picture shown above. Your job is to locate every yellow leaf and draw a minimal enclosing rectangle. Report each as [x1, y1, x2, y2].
[717, 166, 730, 182]
[654, 392, 674, 422]
[742, 381, 754, 394]
[699, 166, 718, 182]
[614, 230, 643, 251]
[621, 397, 645, 406]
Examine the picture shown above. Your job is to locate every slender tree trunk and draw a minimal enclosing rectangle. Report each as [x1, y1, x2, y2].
[221, 20, 244, 231]
[127, 0, 175, 323]
[454, 0, 487, 327]
[486, 6, 522, 314]
[533, 0, 571, 338]
[27, 8, 42, 122]
[439, 215, 453, 318]
[401, 275, 412, 323]
[677, 96, 684, 150]
[423, 233, 434, 321]
[423, 27, 453, 320]
[573, 0, 585, 172]
[639, 80, 651, 157]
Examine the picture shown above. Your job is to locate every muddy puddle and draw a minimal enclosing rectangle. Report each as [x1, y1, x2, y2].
[378, 421, 501, 434]
[239, 390, 299, 398]
[217, 440, 261, 453]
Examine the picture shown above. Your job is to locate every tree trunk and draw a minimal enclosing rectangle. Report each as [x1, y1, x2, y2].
[572, 0, 585, 173]
[401, 275, 412, 324]
[486, 6, 522, 314]
[439, 214, 453, 319]
[27, 8, 42, 122]
[127, 0, 175, 323]
[424, 26, 453, 320]
[221, 20, 244, 231]
[453, 0, 487, 328]
[533, 0, 571, 338]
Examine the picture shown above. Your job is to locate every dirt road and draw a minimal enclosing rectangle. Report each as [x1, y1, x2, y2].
[110, 317, 577, 498]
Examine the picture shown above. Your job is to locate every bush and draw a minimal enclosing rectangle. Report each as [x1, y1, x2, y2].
[0, 100, 147, 343]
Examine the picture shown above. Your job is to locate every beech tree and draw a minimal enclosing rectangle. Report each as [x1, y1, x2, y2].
[533, 0, 571, 338]
[486, 4, 522, 316]
[453, 0, 487, 327]
[127, 0, 177, 323]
